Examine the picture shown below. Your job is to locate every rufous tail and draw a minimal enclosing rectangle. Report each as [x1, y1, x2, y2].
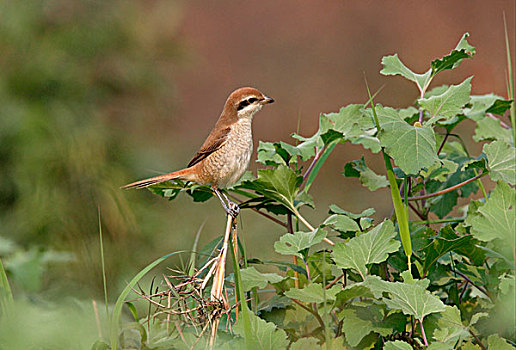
[121, 168, 193, 189]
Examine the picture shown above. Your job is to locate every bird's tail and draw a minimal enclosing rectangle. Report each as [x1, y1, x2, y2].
[121, 168, 194, 189]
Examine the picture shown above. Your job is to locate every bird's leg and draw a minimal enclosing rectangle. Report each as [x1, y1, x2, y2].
[212, 186, 239, 218]
[221, 191, 240, 218]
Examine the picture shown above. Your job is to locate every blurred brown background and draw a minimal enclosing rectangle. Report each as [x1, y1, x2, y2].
[0, 0, 514, 298]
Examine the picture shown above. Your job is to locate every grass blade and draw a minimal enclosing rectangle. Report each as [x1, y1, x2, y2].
[503, 12, 515, 145]
[0, 257, 13, 314]
[110, 250, 184, 349]
[304, 140, 339, 192]
[98, 208, 110, 335]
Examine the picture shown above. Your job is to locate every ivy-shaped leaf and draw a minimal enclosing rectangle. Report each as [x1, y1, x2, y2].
[274, 228, 326, 259]
[484, 141, 516, 185]
[419, 77, 472, 125]
[332, 220, 400, 279]
[377, 106, 439, 175]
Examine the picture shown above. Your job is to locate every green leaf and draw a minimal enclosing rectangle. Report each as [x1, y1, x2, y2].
[464, 94, 506, 121]
[323, 214, 360, 234]
[380, 54, 432, 92]
[290, 337, 320, 350]
[274, 228, 326, 259]
[485, 98, 514, 116]
[484, 141, 516, 185]
[431, 33, 475, 76]
[332, 220, 400, 279]
[257, 141, 287, 166]
[324, 104, 373, 137]
[339, 305, 392, 347]
[432, 306, 470, 346]
[473, 117, 513, 144]
[343, 157, 388, 191]
[470, 182, 515, 256]
[486, 334, 513, 350]
[284, 283, 341, 303]
[233, 311, 289, 350]
[377, 106, 439, 175]
[420, 159, 459, 182]
[421, 225, 472, 274]
[363, 275, 446, 320]
[240, 267, 284, 292]
[328, 205, 375, 219]
[335, 283, 374, 306]
[243, 165, 302, 211]
[384, 341, 414, 350]
[419, 77, 472, 125]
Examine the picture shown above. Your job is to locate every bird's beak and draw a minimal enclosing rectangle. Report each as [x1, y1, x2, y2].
[261, 96, 275, 105]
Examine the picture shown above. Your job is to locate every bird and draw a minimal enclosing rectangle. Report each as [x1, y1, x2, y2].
[122, 87, 274, 218]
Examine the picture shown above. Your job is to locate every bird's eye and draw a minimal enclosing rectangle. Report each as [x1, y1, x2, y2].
[237, 99, 250, 111]
[248, 97, 258, 103]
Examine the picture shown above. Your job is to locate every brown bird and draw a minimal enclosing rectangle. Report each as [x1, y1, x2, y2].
[122, 87, 274, 217]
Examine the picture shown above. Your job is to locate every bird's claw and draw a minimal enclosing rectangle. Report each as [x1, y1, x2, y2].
[227, 201, 240, 218]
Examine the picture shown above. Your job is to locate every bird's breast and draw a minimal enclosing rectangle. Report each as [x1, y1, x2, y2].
[201, 119, 253, 188]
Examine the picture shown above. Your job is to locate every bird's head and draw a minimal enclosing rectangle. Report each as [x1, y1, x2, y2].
[226, 87, 274, 119]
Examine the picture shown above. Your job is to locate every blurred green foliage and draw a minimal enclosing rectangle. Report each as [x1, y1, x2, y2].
[0, 0, 183, 297]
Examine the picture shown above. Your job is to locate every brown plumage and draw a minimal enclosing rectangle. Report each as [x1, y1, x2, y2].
[122, 87, 274, 191]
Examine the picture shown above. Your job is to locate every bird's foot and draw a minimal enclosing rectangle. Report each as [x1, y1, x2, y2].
[227, 201, 240, 219]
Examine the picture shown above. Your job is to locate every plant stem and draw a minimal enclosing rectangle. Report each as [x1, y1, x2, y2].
[408, 172, 486, 201]
[303, 146, 324, 182]
[292, 207, 335, 246]
[291, 298, 326, 330]
[287, 214, 300, 289]
[437, 132, 449, 155]
[408, 202, 426, 221]
[454, 270, 492, 300]
[469, 329, 487, 350]
[419, 318, 428, 347]
[411, 217, 465, 225]
[474, 169, 488, 201]
[229, 194, 288, 227]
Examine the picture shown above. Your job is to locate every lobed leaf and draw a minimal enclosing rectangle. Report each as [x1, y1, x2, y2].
[430, 33, 475, 76]
[343, 156, 388, 191]
[233, 311, 289, 350]
[274, 228, 326, 259]
[419, 77, 472, 125]
[240, 267, 284, 292]
[380, 54, 432, 92]
[484, 141, 516, 185]
[332, 220, 400, 279]
[284, 283, 340, 304]
[363, 274, 445, 320]
[469, 182, 515, 257]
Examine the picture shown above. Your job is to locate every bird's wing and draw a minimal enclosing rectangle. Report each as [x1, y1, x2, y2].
[188, 126, 231, 167]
